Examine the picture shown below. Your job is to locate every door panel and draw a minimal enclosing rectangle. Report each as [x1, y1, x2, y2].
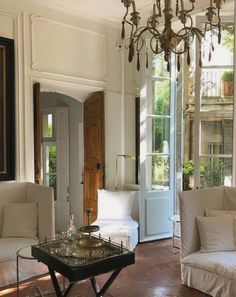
[83, 92, 105, 224]
[146, 196, 171, 236]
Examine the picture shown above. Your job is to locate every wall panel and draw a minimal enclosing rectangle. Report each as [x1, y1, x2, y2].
[31, 16, 107, 82]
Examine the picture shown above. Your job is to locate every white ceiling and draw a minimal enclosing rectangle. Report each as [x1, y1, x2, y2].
[39, 0, 234, 24]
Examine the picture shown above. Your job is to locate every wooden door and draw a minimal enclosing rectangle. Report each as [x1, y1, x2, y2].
[83, 92, 105, 224]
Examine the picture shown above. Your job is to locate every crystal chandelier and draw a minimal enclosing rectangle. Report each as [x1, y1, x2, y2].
[121, 0, 225, 71]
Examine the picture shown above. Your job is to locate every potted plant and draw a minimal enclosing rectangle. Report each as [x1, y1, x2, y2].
[221, 71, 234, 97]
[183, 160, 194, 190]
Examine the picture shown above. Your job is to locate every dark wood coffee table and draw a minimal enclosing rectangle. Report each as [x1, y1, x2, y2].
[31, 237, 135, 297]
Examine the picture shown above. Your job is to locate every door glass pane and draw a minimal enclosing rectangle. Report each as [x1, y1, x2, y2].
[200, 121, 233, 155]
[202, 28, 234, 67]
[151, 118, 170, 153]
[152, 53, 169, 77]
[152, 80, 170, 115]
[45, 144, 57, 199]
[199, 24, 234, 188]
[181, 23, 234, 190]
[42, 113, 54, 138]
[148, 155, 170, 191]
[200, 157, 232, 187]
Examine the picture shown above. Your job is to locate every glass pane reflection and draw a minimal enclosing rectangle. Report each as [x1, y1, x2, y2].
[200, 156, 232, 188]
[150, 156, 170, 191]
[151, 118, 170, 153]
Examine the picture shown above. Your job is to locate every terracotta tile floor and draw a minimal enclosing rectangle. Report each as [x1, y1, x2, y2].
[2, 239, 209, 297]
[95, 239, 208, 297]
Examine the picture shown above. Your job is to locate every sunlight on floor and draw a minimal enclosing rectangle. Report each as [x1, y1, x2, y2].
[0, 288, 16, 296]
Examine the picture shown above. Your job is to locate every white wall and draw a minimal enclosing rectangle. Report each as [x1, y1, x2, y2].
[0, 0, 136, 203]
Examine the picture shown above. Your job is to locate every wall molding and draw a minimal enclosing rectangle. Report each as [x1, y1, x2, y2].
[26, 0, 120, 29]
[31, 75, 104, 102]
[105, 90, 136, 97]
[30, 15, 107, 83]
[30, 68, 107, 88]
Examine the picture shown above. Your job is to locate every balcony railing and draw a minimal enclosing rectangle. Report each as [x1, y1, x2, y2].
[201, 66, 233, 104]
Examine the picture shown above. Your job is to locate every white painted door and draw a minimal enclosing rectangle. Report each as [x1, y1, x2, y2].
[139, 53, 176, 242]
[55, 107, 70, 232]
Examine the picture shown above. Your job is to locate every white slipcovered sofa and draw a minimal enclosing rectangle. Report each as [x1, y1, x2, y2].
[179, 186, 236, 297]
[0, 182, 55, 287]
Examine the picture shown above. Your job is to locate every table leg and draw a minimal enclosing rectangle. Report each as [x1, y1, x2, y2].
[48, 269, 74, 297]
[90, 269, 122, 297]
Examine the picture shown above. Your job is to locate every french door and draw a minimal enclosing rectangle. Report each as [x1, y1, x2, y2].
[181, 16, 235, 191]
[139, 54, 176, 242]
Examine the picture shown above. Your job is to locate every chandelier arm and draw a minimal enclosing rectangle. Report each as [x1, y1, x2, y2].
[178, 15, 194, 36]
[186, 2, 195, 13]
[123, 6, 129, 21]
[146, 27, 161, 38]
[146, 14, 159, 28]
[171, 48, 186, 55]
[177, 26, 203, 41]
[123, 18, 135, 29]
[149, 38, 163, 54]
[204, 8, 222, 31]
[205, 21, 221, 31]
[136, 36, 145, 52]
[176, 19, 194, 37]
[133, 26, 149, 42]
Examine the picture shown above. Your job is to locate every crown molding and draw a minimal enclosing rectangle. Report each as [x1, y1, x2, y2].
[27, 0, 120, 29]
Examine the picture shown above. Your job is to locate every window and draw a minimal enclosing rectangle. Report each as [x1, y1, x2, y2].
[182, 22, 234, 189]
[41, 110, 57, 199]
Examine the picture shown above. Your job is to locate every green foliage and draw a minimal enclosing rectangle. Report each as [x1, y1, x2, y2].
[49, 145, 57, 190]
[221, 71, 234, 81]
[222, 25, 234, 53]
[183, 160, 194, 176]
[200, 161, 224, 188]
[48, 122, 53, 137]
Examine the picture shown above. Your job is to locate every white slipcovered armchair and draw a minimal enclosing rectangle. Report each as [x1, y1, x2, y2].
[92, 189, 139, 251]
[179, 186, 236, 297]
[0, 182, 55, 287]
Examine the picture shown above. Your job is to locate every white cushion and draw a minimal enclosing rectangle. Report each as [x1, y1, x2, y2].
[182, 251, 236, 280]
[2, 203, 38, 239]
[0, 237, 38, 262]
[97, 190, 135, 220]
[205, 209, 236, 217]
[196, 216, 235, 252]
[93, 218, 139, 250]
[206, 209, 236, 243]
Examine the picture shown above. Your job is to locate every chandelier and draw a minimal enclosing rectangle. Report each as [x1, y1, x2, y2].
[121, 0, 225, 71]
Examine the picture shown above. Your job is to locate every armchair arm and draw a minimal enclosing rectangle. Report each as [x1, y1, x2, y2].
[26, 183, 55, 241]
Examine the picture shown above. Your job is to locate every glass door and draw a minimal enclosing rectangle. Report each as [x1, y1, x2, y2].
[139, 53, 176, 242]
[182, 17, 234, 191]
